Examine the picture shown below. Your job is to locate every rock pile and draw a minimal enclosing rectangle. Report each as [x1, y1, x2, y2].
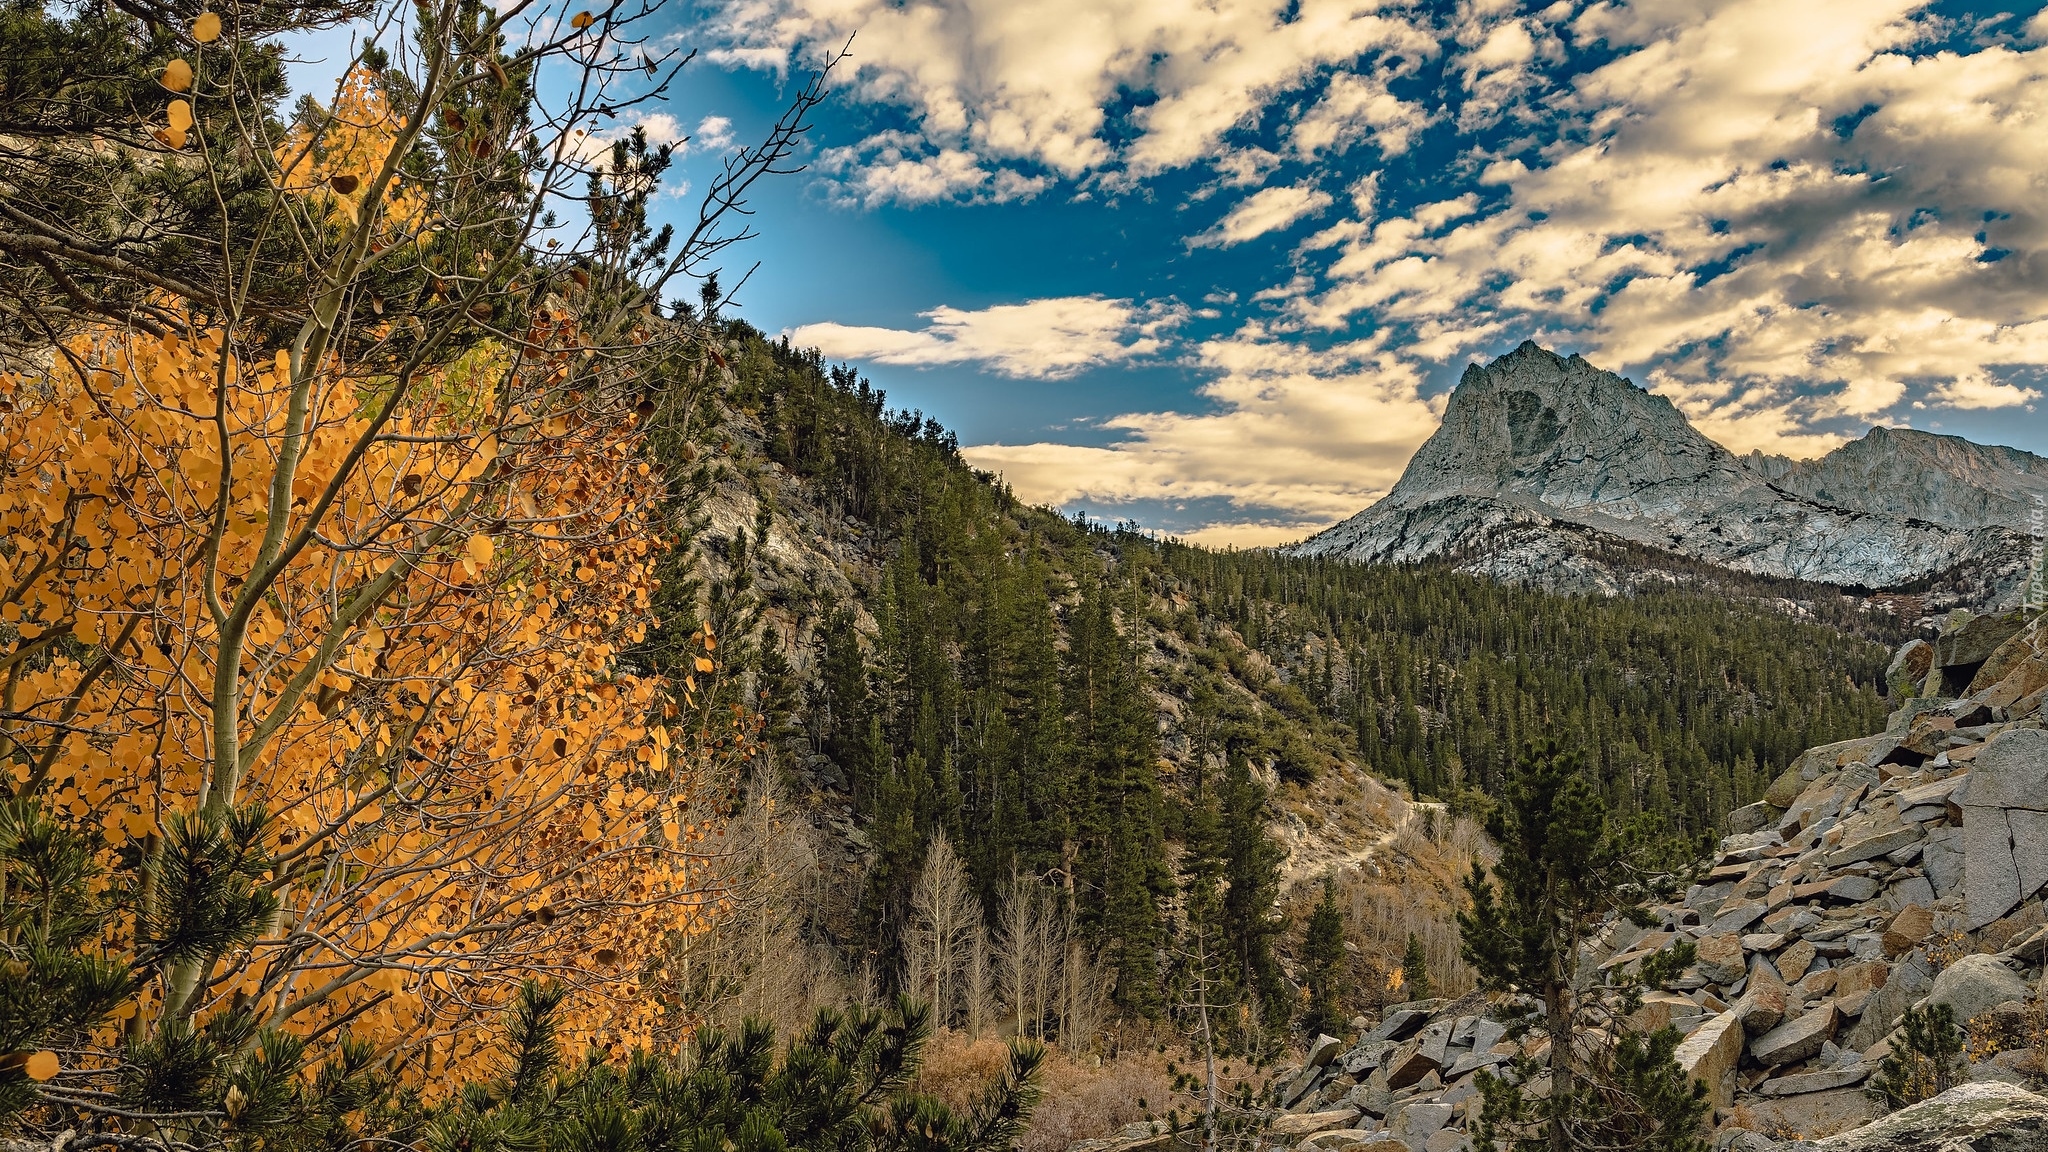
[1211, 609, 2048, 1152]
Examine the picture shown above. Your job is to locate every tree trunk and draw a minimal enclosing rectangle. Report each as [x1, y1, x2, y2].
[1546, 974, 1572, 1152]
[1198, 946, 1219, 1152]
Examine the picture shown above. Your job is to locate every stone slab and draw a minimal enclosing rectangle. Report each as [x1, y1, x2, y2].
[1270, 1109, 1364, 1136]
[1672, 1010, 1742, 1110]
[1757, 1062, 1873, 1096]
[1968, 728, 2048, 811]
[1384, 1040, 1440, 1090]
[1823, 824, 1923, 867]
[1963, 804, 2024, 930]
[1753, 1002, 1839, 1066]
[1738, 1088, 1877, 1141]
[1367, 1009, 1432, 1044]
[1697, 931, 1747, 985]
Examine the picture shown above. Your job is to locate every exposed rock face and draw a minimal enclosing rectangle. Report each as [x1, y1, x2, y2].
[1186, 611, 2048, 1152]
[1960, 728, 2048, 929]
[1762, 426, 2048, 531]
[1289, 343, 2038, 605]
[1810, 1082, 2048, 1151]
[1926, 954, 2029, 1025]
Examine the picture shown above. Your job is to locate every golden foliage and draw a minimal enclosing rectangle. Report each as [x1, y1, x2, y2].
[275, 67, 426, 231]
[1, 308, 738, 1080]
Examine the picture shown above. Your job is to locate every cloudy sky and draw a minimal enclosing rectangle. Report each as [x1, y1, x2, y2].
[642, 0, 2048, 546]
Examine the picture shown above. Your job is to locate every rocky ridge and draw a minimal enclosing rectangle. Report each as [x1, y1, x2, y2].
[1097, 607, 2048, 1152]
[1754, 427, 2048, 532]
[1290, 343, 2043, 612]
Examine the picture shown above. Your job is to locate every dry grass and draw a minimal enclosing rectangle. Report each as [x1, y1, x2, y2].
[1020, 1044, 1181, 1152]
[918, 1029, 1019, 1112]
[1320, 810, 1494, 1009]
[918, 1029, 1270, 1152]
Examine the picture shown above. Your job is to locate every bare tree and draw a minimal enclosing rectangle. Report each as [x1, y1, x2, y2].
[1058, 901, 1113, 1053]
[965, 911, 993, 1038]
[997, 870, 1043, 1038]
[906, 831, 977, 1025]
[666, 760, 846, 1039]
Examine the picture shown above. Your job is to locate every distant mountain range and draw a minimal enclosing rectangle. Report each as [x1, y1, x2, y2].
[1290, 342, 2048, 611]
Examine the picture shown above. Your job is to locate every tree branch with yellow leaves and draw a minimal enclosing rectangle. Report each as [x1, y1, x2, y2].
[0, 0, 834, 1133]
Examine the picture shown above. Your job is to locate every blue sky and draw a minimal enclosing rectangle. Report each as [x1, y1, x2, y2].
[301, 0, 2048, 544]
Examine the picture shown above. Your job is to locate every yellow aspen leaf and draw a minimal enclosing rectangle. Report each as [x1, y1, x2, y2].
[167, 99, 193, 132]
[23, 1051, 58, 1082]
[162, 58, 193, 92]
[466, 533, 493, 567]
[191, 11, 221, 41]
[570, 11, 594, 28]
[4, 314, 724, 1092]
[693, 657, 713, 673]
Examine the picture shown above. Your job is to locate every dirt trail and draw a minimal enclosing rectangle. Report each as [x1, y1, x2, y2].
[1273, 764, 1448, 893]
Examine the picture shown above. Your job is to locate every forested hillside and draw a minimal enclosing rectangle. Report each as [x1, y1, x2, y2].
[640, 319, 1902, 1048]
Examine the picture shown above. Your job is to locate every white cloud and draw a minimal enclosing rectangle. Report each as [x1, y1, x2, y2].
[816, 132, 1053, 207]
[1190, 183, 1335, 248]
[964, 326, 1444, 531]
[1289, 72, 1434, 158]
[632, 113, 734, 154]
[690, 115, 736, 151]
[1281, 0, 2048, 458]
[704, 0, 1437, 203]
[788, 296, 1187, 379]
[736, 0, 2048, 544]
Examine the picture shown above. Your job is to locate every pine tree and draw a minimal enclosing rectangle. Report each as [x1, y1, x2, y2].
[1869, 1003, 1965, 1109]
[1299, 879, 1345, 1038]
[1401, 933, 1432, 1002]
[1458, 739, 1708, 1152]
[1221, 752, 1287, 1020]
[431, 984, 1045, 1152]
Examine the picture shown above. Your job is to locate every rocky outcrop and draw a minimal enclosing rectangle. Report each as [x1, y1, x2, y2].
[1209, 609, 2048, 1152]
[1289, 343, 2041, 609]
[1808, 1082, 2048, 1151]
[1761, 426, 2048, 533]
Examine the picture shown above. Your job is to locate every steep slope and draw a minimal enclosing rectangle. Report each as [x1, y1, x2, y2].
[650, 325, 1893, 1019]
[1292, 343, 2036, 605]
[1234, 607, 2048, 1151]
[1754, 425, 2048, 530]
